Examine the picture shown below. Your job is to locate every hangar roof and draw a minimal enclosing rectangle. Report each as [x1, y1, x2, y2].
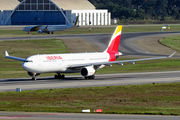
[0, 0, 20, 10]
[0, 0, 95, 11]
[52, 0, 95, 10]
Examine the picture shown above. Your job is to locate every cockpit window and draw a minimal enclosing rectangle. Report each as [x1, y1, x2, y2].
[24, 60, 33, 62]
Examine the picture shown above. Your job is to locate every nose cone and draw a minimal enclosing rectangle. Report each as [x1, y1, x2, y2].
[22, 28, 25, 31]
[22, 62, 35, 72]
[22, 27, 27, 31]
[22, 26, 32, 32]
[22, 62, 30, 71]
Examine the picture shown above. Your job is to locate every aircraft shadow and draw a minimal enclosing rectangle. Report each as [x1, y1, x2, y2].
[0, 76, 134, 82]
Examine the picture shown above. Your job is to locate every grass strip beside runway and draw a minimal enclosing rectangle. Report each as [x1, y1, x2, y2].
[0, 25, 180, 37]
[160, 36, 180, 52]
[0, 82, 180, 115]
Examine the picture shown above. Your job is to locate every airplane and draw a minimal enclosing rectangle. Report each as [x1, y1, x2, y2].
[22, 16, 79, 34]
[5, 26, 175, 80]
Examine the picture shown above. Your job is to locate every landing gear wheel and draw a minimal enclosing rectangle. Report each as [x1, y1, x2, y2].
[91, 75, 95, 79]
[54, 75, 58, 79]
[61, 75, 65, 79]
[58, 75, 62, 79]
[85, 75, 95, 79]
[32, 77, 36, 81]
[47, 31, 50, 34]
[54, 74, 65, 79]
[51, 32, 54, 34]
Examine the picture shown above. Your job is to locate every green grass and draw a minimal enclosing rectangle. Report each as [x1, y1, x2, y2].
[160, 36, 180, 52]
[1, 82, 180, 115]
[0, 25, 180, 37]
[122, 26, 176, 32]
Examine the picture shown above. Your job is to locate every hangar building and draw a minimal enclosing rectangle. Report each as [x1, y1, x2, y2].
[0, 0, 111, 26]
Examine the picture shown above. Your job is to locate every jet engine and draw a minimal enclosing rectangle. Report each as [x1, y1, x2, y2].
[27, 72, 41, 77]
[81, 66, 95, 77]
[37, 30, 43, 33]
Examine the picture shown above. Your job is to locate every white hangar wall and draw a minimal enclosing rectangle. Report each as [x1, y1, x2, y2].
[71, 10, 111, 26]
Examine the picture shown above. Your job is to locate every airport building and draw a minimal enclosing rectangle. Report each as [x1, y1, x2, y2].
[0, 0, 111, 26]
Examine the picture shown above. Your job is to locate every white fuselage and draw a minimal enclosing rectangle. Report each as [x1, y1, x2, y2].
[46, 25, 73, 31]
[22, 25, 73, 33]
[22, 52, 110, 73]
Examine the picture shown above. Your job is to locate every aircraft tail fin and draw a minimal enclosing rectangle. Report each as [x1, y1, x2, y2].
[104, 25, 122, 53]
[73, 16, 79, 27]
[104, 26, 123, 61]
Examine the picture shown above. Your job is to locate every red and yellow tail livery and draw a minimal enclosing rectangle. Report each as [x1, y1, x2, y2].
[104, 25, 122, 61]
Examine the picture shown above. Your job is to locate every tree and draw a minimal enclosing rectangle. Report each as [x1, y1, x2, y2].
[132, 0, 146, 10]
[122, 0, 132, 8]
[167, 0, 176, 14]
[172, 9, 180, 19]
[136, 9, 146, 20]
[142, 0, 156, 15]
[89, 0, 180, 20]
[155, 0, 168, 15]
[118, 6, 136, 20]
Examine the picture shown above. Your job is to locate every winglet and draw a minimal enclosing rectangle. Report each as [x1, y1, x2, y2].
[5, 51, 26, 62]
[168, 52, 176, 58]
[74, 16, 79, 26]
[73, 16, 79, 27]
[5, 51, 9, 56]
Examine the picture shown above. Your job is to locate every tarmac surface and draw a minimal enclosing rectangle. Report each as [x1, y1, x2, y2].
[0, 71, 180, 92]
[1, 112, 180, 120]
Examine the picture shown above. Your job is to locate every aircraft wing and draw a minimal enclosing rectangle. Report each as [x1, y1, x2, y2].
[5, 51, 26, 62]
[69, 52, 176, 69]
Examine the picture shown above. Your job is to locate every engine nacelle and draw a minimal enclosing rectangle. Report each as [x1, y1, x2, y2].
[38, 30, 43, 33]
[27, 72, 41, 77]
[81, 66, 95, 77]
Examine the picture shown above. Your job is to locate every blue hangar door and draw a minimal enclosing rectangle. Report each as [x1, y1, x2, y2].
[11, 11, 66, 25]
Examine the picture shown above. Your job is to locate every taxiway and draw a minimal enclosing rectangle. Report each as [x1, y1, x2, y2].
[1, 112, 180, 120]
[0, 71, 180, 92]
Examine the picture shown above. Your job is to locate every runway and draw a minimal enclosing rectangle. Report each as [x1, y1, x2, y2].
[1, 112, 180, 120]
[0, 71, 180, 92]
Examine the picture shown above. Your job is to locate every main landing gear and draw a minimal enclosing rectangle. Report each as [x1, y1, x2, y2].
[54, 73, 65, 79]
[84, 75, 95, 79]
[47, 31, 54, 34]
[32, 77, 36, 81]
